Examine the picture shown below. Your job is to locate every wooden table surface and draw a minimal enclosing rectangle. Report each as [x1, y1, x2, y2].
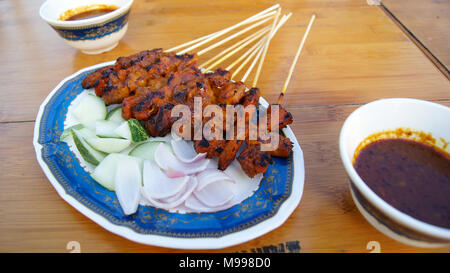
[0, 0, 449, 253]
[382, 0, 450, 72]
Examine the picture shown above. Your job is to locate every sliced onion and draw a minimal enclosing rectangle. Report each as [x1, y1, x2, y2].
[171, 139, 206, 163]
[196, 168, 235, 191]
[194, 179, 234, 207]
[142, 160, 189, 199]
[114, 158, 141, 215]
[185, 194, 234, 212]
[143, 176, 198, 210]
[154, 143, 210, 177]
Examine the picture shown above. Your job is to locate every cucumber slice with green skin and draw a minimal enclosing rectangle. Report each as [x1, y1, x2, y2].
[77, 127, 97, 139]
[73, 94, 107, 130]
[105, 107, 125, 123]
[85, 137, 131, 153]
[91, 153, 143, 191]
[128, 119, 149, 142]
[71, 129, 106, 166]
[60, 124, 84, 142]
[95, 120, 121, 138]
[114, 118, 149, 143]
[128, 141, 170, 162]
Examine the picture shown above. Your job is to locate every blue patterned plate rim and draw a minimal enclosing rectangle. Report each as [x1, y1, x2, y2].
[33, 61, 305, 249]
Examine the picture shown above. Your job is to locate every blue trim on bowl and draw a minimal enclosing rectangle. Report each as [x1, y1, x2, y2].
[37, 66, 295, 238]
[51, 11, 130, 41]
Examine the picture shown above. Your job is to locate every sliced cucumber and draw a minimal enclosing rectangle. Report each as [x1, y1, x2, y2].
[95, 120, 121, 138]
[113, 121, 131, 140]
[73, 94, 107, 130]
[72, 129, 106, 166]
[91, 153, 124, 191]
[60, 124, 84, 142]
[128, 141, 170, 162]
[128, 119, 149, 142]
[91, 153, 143, 191]
[77, 127, 97, 139]
[90, 153, 122, 191]
[105, 107, 125, 123]
[85, 137, 131, 153]
[114, 118, 149, 143]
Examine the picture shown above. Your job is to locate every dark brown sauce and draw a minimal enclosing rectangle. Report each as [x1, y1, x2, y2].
[354, 138, 450, 229]
[59, 5, 118, 21]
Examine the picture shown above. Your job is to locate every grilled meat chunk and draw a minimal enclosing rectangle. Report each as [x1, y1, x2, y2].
[237, 144, 271, 178]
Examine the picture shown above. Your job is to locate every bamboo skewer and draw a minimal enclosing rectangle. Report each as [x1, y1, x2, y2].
[277, 14, 316, 105]
[164, 31, 218, 54]
[201, 27, 270, 71]
[165, 4, 279, 53]
[241, 41, 266, 82]
[234, 13, 290, 80]
[195, 15, 274, 56]
[231, 40, 266, 78]
[199, 26, 270, 69]
[252, 8, 282, 87]
[241, 13, 291, 83]
[225, 38, 266, 71]
[171, 11, 277, 55]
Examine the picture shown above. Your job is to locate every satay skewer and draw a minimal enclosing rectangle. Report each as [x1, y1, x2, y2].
[252, 8, 282, 86]
[205, 13, 290, 75]
[199, 26, 271, 70]
[182, 15, 274, 56]
[242, 13, 292, 83]
[170, 12, 277, 55]
[277, 14, 315, 104]
[233, 13, 291, 79]
[165, 4, 280, 53]
[225, 39, 266, 71]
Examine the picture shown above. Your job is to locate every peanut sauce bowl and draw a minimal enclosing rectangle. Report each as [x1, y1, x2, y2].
[39, 0, 133, 54]
[339, 98, 450, 248]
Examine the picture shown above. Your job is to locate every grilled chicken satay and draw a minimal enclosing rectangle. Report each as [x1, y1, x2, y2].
[81, 49, 162, 89]
[217, 88, 260, 170]
[246, 133, 293, 158]
[82, 49, 198, 105]
[267, 104, 293, 131]
[142, 103, 177, 137]
[82, 49, 295, 177]
[193, 138, 226, 158]
[237, 144, 271, 178]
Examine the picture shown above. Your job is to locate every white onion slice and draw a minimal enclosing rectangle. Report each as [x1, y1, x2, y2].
[142, 160, 189, 199]
[194, 180, 234, 207]
[143, 176, 198, 209]
[196, 168, 235, 191]
[154, 143, 210, 177]
[171, 139, 206, 163]
[114, 158, 141, 215]
[185, 194, 234, 212]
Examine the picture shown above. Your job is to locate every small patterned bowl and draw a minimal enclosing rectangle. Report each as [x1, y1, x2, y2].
[40, 0, 133, 54]
[339, 98, 450, 248]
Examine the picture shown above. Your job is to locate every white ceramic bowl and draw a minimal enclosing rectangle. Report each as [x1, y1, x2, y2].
[40, 0, 133, 54]
[339, 98, 450, 248]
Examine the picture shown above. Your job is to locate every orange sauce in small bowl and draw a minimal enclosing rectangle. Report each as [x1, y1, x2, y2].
[59, 4, 119, 21]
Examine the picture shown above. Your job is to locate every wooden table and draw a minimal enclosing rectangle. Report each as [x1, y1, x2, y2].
[0, 0, 449, 253]
[382, 0, 450, 74]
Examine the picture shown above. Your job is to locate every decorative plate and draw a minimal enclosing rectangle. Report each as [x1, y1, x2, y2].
[33, 61, 305, 249]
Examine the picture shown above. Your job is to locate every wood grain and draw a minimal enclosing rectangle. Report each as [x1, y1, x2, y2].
[382, 0, 450, 72]
[0, 0, 449, 252]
